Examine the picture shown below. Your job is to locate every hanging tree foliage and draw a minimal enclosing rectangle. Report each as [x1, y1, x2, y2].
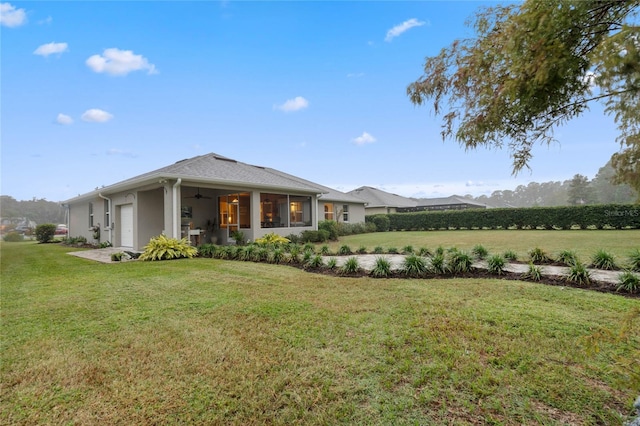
[407, 0, 640, 196]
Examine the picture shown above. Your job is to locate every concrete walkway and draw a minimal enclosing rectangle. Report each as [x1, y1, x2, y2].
[69, 248, 633, 285]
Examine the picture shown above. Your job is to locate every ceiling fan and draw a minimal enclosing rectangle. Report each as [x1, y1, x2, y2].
[186, 188, 212, 200]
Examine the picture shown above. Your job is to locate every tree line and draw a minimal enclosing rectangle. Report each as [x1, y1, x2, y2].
[0, 196, 66, 226]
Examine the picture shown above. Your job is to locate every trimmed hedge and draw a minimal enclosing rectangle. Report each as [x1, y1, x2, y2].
[366, 204, 640, 231]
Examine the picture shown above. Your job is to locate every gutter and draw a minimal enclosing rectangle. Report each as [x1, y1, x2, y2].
[172, 178, 182, 238]
[98, 193, 112, 244]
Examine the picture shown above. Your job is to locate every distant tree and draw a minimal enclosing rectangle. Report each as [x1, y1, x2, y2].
[407, 0, 640, 196]
[0, 196, 65, 225]
[567, 174, 596, 205]
[591, 160, 636, 203]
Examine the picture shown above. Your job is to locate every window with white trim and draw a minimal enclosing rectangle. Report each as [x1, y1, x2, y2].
[89, 202, 94, 227]
[342, 204, 349, 222]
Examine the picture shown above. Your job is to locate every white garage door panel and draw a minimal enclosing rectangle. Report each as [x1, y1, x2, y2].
[120, 204, 133, 247]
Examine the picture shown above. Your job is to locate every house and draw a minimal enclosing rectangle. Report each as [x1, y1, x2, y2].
[399, 195, 490, 212]
[62, 153, 366, 250]
[347, 186, 418, 215]
[348, 187, 489, 215]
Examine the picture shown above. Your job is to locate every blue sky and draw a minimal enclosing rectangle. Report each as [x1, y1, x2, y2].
[1, 1, 621, 202]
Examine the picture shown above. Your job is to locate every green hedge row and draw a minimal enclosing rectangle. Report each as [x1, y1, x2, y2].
[366, 204, 640, 231]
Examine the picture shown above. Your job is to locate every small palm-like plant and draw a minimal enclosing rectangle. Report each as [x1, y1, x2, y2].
[287, 244, 302, 263]
[429, 253, 447, 274]
[357, 245, 368, 254]
[528, 247, 551, 264]
[326, 257, 338, 270]
[338, 245, 353, 255]
[402, 254, 428, 277]
[339, 257, 360, 275]
[556, 249, 578, 266]
[523, 262, 542, 281]
[402, 245, 414, 254]
[435, 246, 445, 257]
[487, 254, 506, 275]
[239, 245, 257, 261]
[387, 247, 399, 254]
[320, 245, 331, 255]
[268, 247, 285, 264]
[372, 246, 385, 254]
[139, 235, 198, 261]
[617, 271, 639, 294]
[503, 250, 518, 262]
[305, 254, 324, 269]
[448, 250, 473, 274]
[628, 249, 640, 272]
[302, 249, 314, 264]
[566, 261, 591, 285]
[371, 257, 392, 278]
[198, 243, 216, 258]
[591, 249, 617, 270]
[252, 246, 269, 262]
[303, 242, 316, 253]
[472, 244, 489, 260]
[418, 247, 432, 257]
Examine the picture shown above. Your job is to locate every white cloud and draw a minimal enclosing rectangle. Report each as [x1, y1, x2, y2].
[274, 96, 309, 112]
[0, 2, 27, 27]
[385, 18, 427, 42]
[352, 132, 376, 146]
[81, 109, 113, 123]
[38, 16, 52, 25]
[86, 48, 158, 76]
[56, 113, 73, 125]
[582, 71, 598, 89]
[34, 42, 68, 57]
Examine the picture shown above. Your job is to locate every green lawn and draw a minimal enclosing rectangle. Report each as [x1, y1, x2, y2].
[2, 240, 639, 425]
[327, 229, 640, 264]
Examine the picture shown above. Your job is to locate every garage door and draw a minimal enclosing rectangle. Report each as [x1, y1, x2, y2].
[120, 204, 133, 247]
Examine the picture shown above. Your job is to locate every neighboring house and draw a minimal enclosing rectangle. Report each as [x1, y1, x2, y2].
[347, 186, 418, 215]
[62, 153, 366, 250]
[348, 187, 490, 215]
[400, 195, 490, 212]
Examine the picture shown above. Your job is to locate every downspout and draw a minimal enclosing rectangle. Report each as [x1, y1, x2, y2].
[172, 178, 182, 239]
[315, 194, 323, 230]
[98, 193, 112, 244]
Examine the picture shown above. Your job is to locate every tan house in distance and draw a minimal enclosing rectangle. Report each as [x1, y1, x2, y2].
[63, 153, 366, 250]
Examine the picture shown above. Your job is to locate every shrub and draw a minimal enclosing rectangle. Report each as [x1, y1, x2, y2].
[255, 232, 290, 246]
[472, 244, 489, 260]
[253, 246, 269, 262]
[402, 245, 414, 254]
[338, 245, 352, 255]
[566, 261, 591, 285]
[302, 249, 314, 264]
[528, 247, 551, 264]
[3, 232, 24, 242]
[300, 230, 329, 243]
[372, 246, 384, 254]
[35, 223, 57, 243]
[286, 233, 301, 244]
[523, 263, 542, 281]
[435, 246, 445, 256]
[503, 250, 518, 261]
[448, 250, 473, 274]
[628, 249, 640, 272]
[487, 254, 506, 275]
[239, 245, 257, 261]
[590, 249, 618, 270]
[99, 241, 113, 248]
[230, 230, 246, 245]
[320, 245, 331, 255]
[339, 257, 360, 275]
[303, 242, 316, 253]
[387, 247, 399, 254]
[418, 247, 432, 257]
[371, 215, 390, 232]
[617, 271, 639, 294]
[139, 235, 198, 261]
[356, 245, 368, 254]
[287, 244, 302, 264]
[402, 254, 428, 277]
[371, 256, 392, 278]
[556, 249, 578, 266]
[318, 220, 339, 240]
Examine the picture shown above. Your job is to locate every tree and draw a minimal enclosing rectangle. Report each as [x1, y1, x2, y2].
[567, 174, 596, 205]
[591, 160, 636, 203]
[407, 0, 640, 196]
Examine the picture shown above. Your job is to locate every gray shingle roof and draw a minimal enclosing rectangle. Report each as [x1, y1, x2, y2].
[347, 186, 418, 208]
[413, 195, 489, 208]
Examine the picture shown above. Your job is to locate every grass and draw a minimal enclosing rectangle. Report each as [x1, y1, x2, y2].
[2, 241, 640, 424]
[325, 229, 640, 265]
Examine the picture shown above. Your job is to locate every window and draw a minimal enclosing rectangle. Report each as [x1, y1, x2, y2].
[260, 193, 288, 228]
[219, 193, 251, 230]
[342, 204, 349, 222]
[104, 199, 110, 228]
[89, 202, 94, 227]
[323, 203, 334, 220]
[289, 195, 311, 227]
